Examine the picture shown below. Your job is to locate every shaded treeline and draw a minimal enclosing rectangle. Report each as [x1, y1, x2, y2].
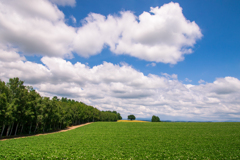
[0, 77, 122, 137]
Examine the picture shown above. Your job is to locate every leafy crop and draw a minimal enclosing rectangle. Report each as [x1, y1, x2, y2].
[0, 122, 240, 159]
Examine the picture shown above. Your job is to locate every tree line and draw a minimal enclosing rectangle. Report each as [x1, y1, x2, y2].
[0, 77, 122, 138]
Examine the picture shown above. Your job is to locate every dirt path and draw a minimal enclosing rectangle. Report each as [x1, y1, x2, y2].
[0, 122, 93, 141]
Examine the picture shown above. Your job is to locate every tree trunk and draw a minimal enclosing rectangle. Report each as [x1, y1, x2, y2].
[43, 123, 45, 133]
[29, 123, 32, 134]
[60, 123, 61, 130]
[14, 123, 19, 136]
[6, 125, 11, 136]
[34, 123, 38, 133]
[9, 123, 14, 136]
[54, 123, 55, 130]
[20, 124, 24, 135]
[1, 124, 5, 137]
[49, 124, 51, 131]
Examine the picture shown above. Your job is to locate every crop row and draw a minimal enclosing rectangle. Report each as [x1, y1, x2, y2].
[0, 122, 240, 159]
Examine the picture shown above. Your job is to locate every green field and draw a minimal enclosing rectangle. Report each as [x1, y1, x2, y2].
[0, 122, 240, 159]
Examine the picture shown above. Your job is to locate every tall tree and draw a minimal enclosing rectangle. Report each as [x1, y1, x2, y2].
[7, 78, 28, 135]
[27, 89, 39, 134]
[1, 77, 123, 137]
[0, 80, 14, 137]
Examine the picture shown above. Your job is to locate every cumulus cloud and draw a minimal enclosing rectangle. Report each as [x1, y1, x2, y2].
[0, 0, 76, 58]
[207, 77, 240, 95]
[73, 2, 202, 63]
[1, 1, 238, 121]
[0, 1, 202, 63]
[1, 56, 240, 121]
[0, 45, 26, 62]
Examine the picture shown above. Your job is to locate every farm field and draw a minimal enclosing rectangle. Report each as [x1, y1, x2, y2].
[117, 120, 149, 122]
[0, 122, 240, 159]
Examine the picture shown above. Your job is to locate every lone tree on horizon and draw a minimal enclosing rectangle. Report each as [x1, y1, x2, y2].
[151, 115, 160, 122]
[128, 115, 136, 120]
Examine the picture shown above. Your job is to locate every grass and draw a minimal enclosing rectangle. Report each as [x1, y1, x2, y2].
[0, 122, 240, 159]
[117, 120, 149, 122]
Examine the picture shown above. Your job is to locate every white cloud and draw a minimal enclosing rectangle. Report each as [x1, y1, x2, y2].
[0, 1, 202, 64]
[185, 78, 192, 82]
[1, 1, 238, 121]
[171, 74, 178, 79]
[73, 2, 202, 63]
[0, 46, 26, 62]
[161, 73, 178, 79]
[1, 0, 64, 21]
[70, 15, 76, 23]
[209, 77, 240, 94]
[1, 56, 240, 121]
[146, 63, 156, 67]
[49, 0, 76, 7]
[198, 79, 205, 84]
[0, 0, 76, 58]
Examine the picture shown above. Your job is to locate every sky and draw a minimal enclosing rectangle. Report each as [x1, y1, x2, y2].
[0, 0, 240, 121]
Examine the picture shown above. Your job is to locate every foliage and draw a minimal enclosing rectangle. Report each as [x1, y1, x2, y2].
[151, 115, 160, 122]
[0, 122, 240, 159]
[0, 78, 122, 137]
[128, 114, 136, 120]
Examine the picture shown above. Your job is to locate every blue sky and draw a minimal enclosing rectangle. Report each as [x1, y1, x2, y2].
[0, 0, 240, 121]
[54, 0, 240, 84]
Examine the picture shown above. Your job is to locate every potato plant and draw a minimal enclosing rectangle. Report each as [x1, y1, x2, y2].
[0, 122, 240, 159]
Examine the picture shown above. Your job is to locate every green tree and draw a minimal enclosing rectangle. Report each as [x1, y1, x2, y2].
[7, 77, 28, 135]
[117, 113, 122, 120]
[0, 93, 13, 137]
[0, 79, 15, 137]
[34, 97, 44, 133]
[1, 77, 124, 136]
[128, 115, 136, 120]
[151, 115, 160, 122]
[26, 89, 39, 134]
